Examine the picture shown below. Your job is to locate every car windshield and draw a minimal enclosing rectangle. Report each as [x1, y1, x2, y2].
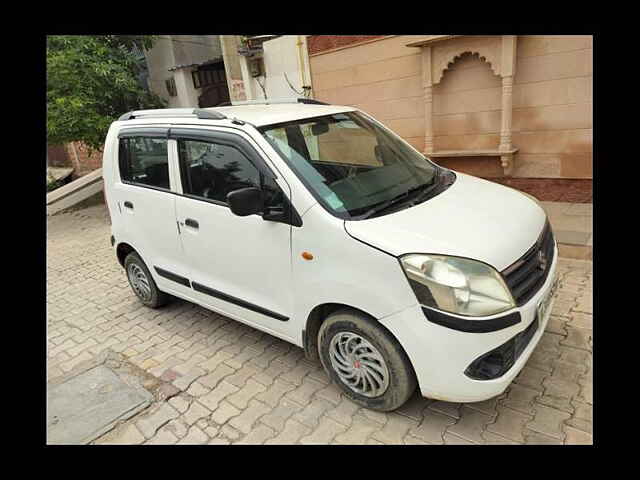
[260, 111, 440, 220]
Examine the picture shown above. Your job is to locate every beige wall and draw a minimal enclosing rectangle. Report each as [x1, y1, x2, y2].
[310, 35, 592, 179]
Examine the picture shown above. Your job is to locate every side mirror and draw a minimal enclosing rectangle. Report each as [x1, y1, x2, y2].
[227, 187, 264, 217]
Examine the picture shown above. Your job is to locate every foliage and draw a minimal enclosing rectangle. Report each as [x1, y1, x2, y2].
[47, 35, 166, 152]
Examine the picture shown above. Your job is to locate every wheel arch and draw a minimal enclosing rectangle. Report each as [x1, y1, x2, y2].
[303, 303, 385, 361]
[116, 241, 138, 267]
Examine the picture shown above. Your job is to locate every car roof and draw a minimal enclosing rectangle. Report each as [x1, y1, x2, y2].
[200, 103, 357, 127]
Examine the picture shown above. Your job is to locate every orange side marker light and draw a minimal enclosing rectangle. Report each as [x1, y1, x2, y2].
[301, 251, 314, 261]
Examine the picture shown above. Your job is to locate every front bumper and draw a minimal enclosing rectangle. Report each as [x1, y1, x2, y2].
[379, 247, 558, 403]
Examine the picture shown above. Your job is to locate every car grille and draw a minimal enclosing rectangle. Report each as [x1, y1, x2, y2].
[501, 220, 555, 306]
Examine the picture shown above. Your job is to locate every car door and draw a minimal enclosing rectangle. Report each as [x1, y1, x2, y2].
[112, 127, 193, 299]
[171, 127, 296, 341]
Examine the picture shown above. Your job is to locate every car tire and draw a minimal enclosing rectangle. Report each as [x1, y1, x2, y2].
[124, 252, 169, 308]
[318, 308, 417, 412]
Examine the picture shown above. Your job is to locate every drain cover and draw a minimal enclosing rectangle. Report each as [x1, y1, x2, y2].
[47, 365, 152, 444]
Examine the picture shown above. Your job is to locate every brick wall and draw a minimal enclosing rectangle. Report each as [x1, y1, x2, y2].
[65, 142, 103, 177]
[307, 36, 385, 56]
[47, 144, 71, 168]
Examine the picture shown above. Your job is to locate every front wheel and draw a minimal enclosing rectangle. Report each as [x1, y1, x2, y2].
[318, 309, 417, 412]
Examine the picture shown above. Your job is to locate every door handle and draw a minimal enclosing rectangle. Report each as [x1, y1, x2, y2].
[185, 218, 199, 229]
[124, 201, 134, 210]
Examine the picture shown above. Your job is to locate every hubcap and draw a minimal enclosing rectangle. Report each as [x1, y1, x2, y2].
[328, 332, 390, 398]
[127, 264, 151, 302]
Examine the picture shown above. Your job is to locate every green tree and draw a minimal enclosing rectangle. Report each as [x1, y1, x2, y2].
[47, 35, 166, 152]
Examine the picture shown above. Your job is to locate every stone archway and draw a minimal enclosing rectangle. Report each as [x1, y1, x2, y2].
[407, 36, 518, 174]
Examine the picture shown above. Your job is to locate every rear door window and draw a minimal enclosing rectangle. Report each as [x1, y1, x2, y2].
[119, 137, 170, 190]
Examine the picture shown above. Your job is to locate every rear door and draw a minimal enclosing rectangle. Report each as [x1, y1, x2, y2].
[171, 127, 296, 341]
[112, 127, 193, 298]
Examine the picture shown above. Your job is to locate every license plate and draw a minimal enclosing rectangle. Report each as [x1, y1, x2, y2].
[537, 276, 557, 321]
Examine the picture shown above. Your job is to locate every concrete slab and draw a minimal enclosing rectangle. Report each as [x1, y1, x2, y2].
[554, 230, 592, 246]
[47, 365, 153, 445]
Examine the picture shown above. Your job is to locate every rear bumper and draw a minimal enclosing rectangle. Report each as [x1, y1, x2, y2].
[379, 248, 558, 403]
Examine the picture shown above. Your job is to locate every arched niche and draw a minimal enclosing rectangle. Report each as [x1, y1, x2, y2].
[407, 35, 518, 175]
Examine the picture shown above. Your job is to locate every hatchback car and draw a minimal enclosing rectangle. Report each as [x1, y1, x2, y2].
[102, 98, 558, 411]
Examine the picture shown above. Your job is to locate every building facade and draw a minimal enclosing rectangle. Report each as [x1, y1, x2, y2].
[307, 35, 593, 185]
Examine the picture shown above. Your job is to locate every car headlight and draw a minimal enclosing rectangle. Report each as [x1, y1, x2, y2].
[400, 254, 516, 317]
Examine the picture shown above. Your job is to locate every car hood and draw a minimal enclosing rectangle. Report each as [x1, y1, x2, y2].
[344, 172, 547, 271]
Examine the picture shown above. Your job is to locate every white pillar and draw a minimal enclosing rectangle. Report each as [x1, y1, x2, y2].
[499, 75, 514, 152]
[421, 47, 434, 154]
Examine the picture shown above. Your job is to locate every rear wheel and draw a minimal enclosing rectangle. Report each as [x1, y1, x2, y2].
[124, 252, 169, 308]
[318, 309, 417, 411]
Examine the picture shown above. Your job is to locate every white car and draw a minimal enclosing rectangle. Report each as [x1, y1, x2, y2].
[102, 98, 557, 411]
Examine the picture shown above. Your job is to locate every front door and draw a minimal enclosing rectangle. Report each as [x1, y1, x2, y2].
[172, 128, 295, 341]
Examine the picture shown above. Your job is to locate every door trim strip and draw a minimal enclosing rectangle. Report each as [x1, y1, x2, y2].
[191, 281, 289, 322]
[154, 266, 191, 288]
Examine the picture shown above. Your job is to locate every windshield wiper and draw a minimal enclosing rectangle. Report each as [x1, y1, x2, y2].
[353, 175, 439, 220]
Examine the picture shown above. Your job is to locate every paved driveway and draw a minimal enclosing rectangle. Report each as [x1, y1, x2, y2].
[47, 204, 593, 445]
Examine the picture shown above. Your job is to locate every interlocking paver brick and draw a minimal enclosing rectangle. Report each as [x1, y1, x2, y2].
[177, 426, 209, 444]
[168, 395, 191, 414]
[285, 378, 326, 407]
[224, 347, 262, 370]
[523, 429, 563, 444]
[173, 367, 206, 391]
[162, 418, 189, 439]
[229, 399, 272, 434]
[145, 428, 179, 445]
[292, 398, 334, 429]
[198, 351, 234, 372]
[564, 425, 593, 445]
[566, 401, 592, 434]
[300, 416, 347, 444]
[210, 400, 242, 425]
[407, 409, 454, 444]
[443, 432, 475, 445]
[539, 376, 580, 413]
[396, 394, 429, 422]
[225, 364, 261, 388]
[427, 400, 461, 419]
[279, 361, 317, 386]
[334, 414, 382, 444]
[315, 383, 342, 405]
[260, 399, 303, 431]
[235, 425, 275, 444]
[251, 360, 290, 386]
[567, 312, 592, 330]
[527, 403, 571, 440]
[501, 384, 539, 415]
[185, 381, 211, 398]
[227, 379, 267, 409]
[183, 401, 211, 426]
[325, 397, 361, 427]
[256, 379, 296, 408]
[448, 405, 493, 444]
[136, 403, 180, 439]
[561, 326, 592, 351]
[265, 418, 312, 444]
[485, 405, 532, 443]
[199, 381, 239, 411]
[199, 364, 235, 389]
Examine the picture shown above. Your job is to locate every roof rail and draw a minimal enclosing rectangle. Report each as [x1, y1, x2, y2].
[118, 108, 227, 121]
[230, 97, 329, 106]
